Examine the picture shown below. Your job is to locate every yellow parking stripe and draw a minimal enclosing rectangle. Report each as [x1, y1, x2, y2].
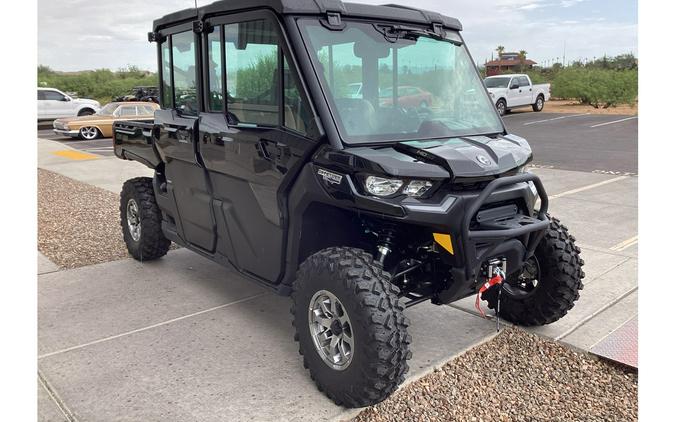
[52, 150, 99, 161]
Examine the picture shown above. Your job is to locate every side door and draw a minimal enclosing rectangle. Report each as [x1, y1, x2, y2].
[41, 89, 69, 118]
[518, 76, 533, 104]
[198, 12, 320, 283]
[154, 25, 217, 252]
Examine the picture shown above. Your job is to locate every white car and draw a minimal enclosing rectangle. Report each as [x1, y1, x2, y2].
[484, 74, 550, 116]
[38, 88, 101, 120]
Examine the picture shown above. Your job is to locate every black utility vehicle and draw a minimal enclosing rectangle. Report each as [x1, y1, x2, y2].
[114, 0, 584, 407]
[114, 86, 160, 103]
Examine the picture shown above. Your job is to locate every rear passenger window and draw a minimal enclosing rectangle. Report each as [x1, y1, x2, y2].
[224, 19, 279, 126]
[119, 106, 137, 116]
[171, 31, 198, 114]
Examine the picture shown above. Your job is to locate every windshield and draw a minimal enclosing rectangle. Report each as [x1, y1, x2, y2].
[97, 103, 119, 116]
[484, 77, 511, 88]
[298, 20, 503, 144]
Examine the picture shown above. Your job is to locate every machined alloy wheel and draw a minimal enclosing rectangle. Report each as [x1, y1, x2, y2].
[79, 126, 99, 140]
[126, 199, 141, 242]
[507, 256, 540, 299]
[308, 289, 354, 370]
[120, 177, 171, 261]
[537, 97, 544, 109]
[291, 247, 411, 407]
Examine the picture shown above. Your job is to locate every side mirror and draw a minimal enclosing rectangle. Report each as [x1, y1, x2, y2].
[510, 84, 520, 90]
[62, 96, 71, 102]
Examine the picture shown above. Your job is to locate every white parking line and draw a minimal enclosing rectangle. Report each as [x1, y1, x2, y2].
[609, 235, 638, 251]
[37, 292, 268, 359]
[522, 113, 590, 126]
[548, 176, 628, 200]
[589, 116, 638, 128]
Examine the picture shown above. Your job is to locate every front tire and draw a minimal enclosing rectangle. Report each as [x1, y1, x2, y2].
[291, 247, 412, 408]
[532, 95, 545, 112]
[483, 215, 584, 326]
[120, 177, 171, 261]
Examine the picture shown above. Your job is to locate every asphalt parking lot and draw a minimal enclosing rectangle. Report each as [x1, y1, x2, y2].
[503, 112, 638, 175]
[39, 111, 638, 173]
[37, 109, 638, 421]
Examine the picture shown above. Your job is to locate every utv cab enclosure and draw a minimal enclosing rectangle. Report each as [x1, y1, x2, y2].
[114, 0, 584, 408]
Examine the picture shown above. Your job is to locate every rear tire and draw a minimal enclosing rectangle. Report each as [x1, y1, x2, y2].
[120, 177, 171, 261]
[291, 247, 412, 408]
[532, 95, 545, 112]
[78, 126, 100, 140]
[483, 215, 584, 326]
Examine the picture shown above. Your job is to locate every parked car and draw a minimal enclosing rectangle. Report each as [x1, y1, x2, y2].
[37, 88, 100, 120]
[114, 86, 160, 104]
[380, 86, 433, 109]
[53, 101, 159, 140]
[484, 74, 550, 116]
[113, 0, 583, 408]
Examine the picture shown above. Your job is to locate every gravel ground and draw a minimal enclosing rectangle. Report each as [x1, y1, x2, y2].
[354, 328, 637, 422]
[38, 168, 131, 268]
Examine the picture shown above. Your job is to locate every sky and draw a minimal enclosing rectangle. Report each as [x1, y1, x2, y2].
[37, 0, 637, 72]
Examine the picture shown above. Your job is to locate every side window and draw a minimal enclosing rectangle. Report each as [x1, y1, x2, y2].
[225, 19, 279, 126]
[43, 90, 66, 101]
[171, 31, 198, 114]
[119, 106, 137, 116]
[161, 41, 172, 109]
[207, 26, 223, 111]
[283, 57, 311, 135]
[38, 90, 45, 100]
[519, 76, 530, 87]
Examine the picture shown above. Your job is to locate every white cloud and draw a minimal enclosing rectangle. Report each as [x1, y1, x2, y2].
[37, 0, 637, 71]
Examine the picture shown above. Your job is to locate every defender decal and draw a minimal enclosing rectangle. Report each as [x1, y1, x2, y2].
[318, 168, 343, 185]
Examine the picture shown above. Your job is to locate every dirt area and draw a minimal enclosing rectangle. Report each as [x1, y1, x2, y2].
[353, 328, 637, 422]
[38, 168, 132, 268]
[511, 99, 638, 115]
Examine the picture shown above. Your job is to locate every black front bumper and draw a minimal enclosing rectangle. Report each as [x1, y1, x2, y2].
[434, 173, 549, 303]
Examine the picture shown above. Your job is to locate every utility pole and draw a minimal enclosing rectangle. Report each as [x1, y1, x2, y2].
[562, 41, 566, 67]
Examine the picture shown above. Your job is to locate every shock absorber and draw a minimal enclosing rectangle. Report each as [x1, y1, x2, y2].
[376, 224, 397, 264]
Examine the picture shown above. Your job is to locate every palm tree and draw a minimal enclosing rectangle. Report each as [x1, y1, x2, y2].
[518, 50, 528, 72]
[496, 46, 505, 72]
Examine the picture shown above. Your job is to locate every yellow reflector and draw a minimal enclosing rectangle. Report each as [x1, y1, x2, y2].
[433, 233, 454, 255]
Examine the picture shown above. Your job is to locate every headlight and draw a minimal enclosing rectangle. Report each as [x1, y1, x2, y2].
[403, 180, 433, 197]
[364, 176, 434, 198]
[365, 176, 403, 197]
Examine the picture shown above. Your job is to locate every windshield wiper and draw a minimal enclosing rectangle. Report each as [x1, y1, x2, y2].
[373, 24, 462, 45]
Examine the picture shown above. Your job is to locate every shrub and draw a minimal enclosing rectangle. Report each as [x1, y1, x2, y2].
[551, 68, 637, 108]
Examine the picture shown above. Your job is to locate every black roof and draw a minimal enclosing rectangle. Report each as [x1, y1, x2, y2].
[153, 0, 462, 32]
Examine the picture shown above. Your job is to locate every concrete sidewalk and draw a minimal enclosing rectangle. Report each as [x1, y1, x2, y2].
[38, 137, 152, 194]
[37, 138, 638, 421]
[38, 250, 496, 422]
